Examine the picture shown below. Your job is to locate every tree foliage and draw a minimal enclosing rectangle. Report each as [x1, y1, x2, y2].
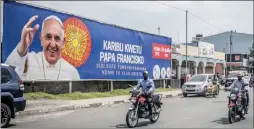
[248, 41, 254, 67]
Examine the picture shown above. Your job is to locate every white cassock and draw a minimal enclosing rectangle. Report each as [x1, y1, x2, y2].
[5, 46, 80, 80]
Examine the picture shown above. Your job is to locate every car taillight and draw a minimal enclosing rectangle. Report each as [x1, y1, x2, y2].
[19, 79, 25, 91]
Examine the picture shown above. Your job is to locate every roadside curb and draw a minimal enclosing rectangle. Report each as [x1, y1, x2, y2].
[17, 91, 182, 117]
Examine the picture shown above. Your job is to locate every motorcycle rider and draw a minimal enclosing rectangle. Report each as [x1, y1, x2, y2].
[212, 74, 218, 82]
[226, 73, 249, 113]
[133, 71, 155, 118]
[216, 73, 221, 80]
[250, 74, 254, 86]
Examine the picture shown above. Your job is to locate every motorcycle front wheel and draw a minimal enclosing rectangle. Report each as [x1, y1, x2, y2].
[149, 104, 160, 123]
[228, 107, 236, 124]
[126, 110, 139, 128]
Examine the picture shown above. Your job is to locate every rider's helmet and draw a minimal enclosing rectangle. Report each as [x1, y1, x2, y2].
[237, 73, 243, 80]
[143, 71, 149, 80]
[237, 73, 243, 77]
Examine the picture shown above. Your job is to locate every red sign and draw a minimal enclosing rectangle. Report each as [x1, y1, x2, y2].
[235, 55, 240, 61]
[152, 43, 171, 60]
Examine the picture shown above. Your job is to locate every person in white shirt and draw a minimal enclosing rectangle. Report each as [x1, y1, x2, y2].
[5, 15, 80, 80]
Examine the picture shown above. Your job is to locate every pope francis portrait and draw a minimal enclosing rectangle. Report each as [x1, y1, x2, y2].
[5, 15, 80, 80]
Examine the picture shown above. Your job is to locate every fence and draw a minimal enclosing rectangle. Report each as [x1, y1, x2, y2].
[23, 79, 182, 94]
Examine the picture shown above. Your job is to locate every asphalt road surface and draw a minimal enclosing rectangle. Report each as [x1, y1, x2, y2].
[10, 89, 253, 128]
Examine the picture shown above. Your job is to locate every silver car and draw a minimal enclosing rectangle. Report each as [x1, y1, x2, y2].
[182, 74, 214, 97]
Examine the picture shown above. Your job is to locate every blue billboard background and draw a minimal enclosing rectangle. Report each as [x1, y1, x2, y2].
[2, 1, 172, 80]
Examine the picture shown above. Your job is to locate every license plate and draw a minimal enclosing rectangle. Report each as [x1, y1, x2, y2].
[186, 89, 195, 92]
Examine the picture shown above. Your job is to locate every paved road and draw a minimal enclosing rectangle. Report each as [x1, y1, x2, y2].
[10, 89, 253, 128]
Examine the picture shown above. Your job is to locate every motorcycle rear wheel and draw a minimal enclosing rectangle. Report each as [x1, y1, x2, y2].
[126, 110, 139, 128]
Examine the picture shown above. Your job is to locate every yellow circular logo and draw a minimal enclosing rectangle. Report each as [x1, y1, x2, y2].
[62, 17, 92, 68]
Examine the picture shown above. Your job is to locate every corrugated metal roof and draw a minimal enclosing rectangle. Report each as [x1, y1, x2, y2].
[200, 31, 253, 54]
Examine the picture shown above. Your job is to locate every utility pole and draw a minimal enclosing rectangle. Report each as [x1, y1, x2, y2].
[158, 27, 160, 35]
[224, 43, 228, 75]
[185, 10, 188, 74]
[229, 30, 233, 71]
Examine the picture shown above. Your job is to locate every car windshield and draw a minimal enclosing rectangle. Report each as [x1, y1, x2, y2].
[190, 75, 207, 82]
[228, 73, 238, 78]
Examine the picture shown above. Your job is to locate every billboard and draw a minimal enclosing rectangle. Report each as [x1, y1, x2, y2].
[171, 42, 180, 54]
[198, 41, 214, 58]
[226, 54, 243, 62]
[2, 1, 172, 80]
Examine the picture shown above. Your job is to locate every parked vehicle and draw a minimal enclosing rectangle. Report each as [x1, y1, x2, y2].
[182, 74, 216, 97]
[1, 63, 26, 128]
[225, 72, 238, 88]
[126, 87, 162, 128]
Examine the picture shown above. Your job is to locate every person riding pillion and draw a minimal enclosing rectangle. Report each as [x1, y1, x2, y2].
[133, 71, 155, 118]
[226, 73, 249, 113]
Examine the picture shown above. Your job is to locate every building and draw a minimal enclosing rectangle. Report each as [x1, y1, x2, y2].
[171, 40, 226, 79]
[199, 31, 253, 72]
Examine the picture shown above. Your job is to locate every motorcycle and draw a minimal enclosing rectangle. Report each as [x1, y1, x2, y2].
[227, 87, 248, 124]
[249, 80, 254, 87]
[206, 81, 219, 97]
[126, 86, 163, 128]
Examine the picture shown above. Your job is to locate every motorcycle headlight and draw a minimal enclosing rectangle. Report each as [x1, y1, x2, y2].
[230, 94, 236, 100]
[130, 97, 136, 103]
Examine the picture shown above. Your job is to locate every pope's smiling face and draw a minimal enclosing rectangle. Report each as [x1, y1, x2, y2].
[40, 19, 65, 65]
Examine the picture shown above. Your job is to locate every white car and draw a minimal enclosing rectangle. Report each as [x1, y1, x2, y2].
[182, 74, 216, 97]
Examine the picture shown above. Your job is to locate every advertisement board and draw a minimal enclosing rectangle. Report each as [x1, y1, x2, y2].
[226, 54, 243, 62]
[198, 41, 214, 58]
[2, 1, 172, 80]
[171, 42, 180, 54]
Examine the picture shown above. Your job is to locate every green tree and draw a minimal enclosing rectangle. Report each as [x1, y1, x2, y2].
[248, 41, 254, 73]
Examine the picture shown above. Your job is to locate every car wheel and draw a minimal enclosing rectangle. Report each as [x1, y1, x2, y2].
[183, 93, 187, 97]
[203, 87, 207, 97]
[1, 103, 12, 128]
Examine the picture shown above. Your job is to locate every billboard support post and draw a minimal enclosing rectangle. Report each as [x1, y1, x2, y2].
[110, 80, 113, 91]
[69, 81, 72, 93]
[163, 79, 166, 88]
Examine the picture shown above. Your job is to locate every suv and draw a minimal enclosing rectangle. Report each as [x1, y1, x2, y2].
[1, 63, 26, 128]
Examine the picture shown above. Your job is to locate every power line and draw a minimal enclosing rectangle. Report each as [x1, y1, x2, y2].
[187, 11, 224, 31]
[152, 1, 225, 32]
[152, 1, 186, 12]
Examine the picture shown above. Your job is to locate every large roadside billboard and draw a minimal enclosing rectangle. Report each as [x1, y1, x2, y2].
[2, 1, 172, 80]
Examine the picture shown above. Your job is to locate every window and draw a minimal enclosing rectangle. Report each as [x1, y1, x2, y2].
[228, 73, 238, 78]
[190, 75, 207, 82]
[1, 68, 12, 84]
